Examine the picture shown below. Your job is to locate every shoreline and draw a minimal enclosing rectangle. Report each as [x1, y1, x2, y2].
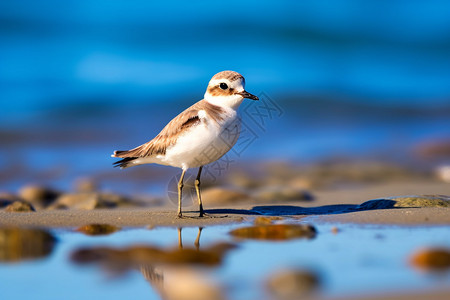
[1, 181, 449, 228]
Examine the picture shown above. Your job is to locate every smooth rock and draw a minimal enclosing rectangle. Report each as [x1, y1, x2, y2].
[5, 201, 35, 212]
[358, 195, 450, 210]
[49, 193, 100, 210]
[266, 269, 320, 298]
[163, 269, 225, 300]
[436, 165, 450, 183]
[18, 185, 59, 209]
[230, 224, 316, 240]
[410, 248, 450, 271]
[49, 192, 133, 210]
[76, 224, 120, 236]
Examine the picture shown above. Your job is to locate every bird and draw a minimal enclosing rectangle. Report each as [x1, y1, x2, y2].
[112, 70, 259, 218]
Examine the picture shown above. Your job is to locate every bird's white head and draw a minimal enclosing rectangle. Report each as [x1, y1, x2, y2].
[204, 70, 258, 110]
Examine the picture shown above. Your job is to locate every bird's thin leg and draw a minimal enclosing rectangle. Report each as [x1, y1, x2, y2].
[195, 166, 204, 217]
[177, 169, 186, 218]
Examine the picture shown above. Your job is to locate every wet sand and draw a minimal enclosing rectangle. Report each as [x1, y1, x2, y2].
[1, 181, 449, 228]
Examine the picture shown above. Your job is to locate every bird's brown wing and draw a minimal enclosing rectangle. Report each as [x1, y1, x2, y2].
[113, 103, 201, 158]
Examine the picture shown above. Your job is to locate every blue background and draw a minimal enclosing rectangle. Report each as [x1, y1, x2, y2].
[1, 0, 449, 192]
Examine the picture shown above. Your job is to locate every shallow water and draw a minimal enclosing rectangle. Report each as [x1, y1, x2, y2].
[1, 221, 450, 300]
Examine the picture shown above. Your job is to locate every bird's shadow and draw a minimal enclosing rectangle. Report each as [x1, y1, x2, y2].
[206, 199, 400, 216]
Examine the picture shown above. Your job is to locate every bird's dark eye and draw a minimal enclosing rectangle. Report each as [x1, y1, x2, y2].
[219, 82, 228, 90]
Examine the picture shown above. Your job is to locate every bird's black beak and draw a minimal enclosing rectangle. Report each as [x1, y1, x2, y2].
[237, 90, 259, 100]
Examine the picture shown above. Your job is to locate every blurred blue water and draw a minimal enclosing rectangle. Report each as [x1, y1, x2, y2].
[2, 0, 450, 119]
[1, 1, 450, 191]
[0, 224, 449, 299]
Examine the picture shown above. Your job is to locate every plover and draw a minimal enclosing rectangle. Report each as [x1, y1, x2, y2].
[112, 71, 258, 217]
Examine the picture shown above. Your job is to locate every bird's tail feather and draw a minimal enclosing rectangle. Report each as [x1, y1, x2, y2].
[112, 157, 137, 169]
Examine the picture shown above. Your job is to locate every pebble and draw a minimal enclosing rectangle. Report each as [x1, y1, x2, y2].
[230, 224, 316, 240]
[163, 269, 225, 300]
[76, 224, 120, 236]
[436, 165, 450, 183]
[4, 201, 35, 212]
[48, 192, 133, 210]
[358, 195, 450, 210]
[266, 269, 320, 298]
[18, 185, 59, 209]
[410, 248, 450, 271]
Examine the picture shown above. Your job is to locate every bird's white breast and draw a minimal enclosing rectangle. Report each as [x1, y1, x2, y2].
[161, 108, 240, 170]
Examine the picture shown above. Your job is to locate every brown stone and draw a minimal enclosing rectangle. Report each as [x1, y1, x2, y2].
[266, 269, 320, 298]
[410, 248, 450, 271]
[230, 224, 316, 240]
[18, 185, 59, 209]
[5, 201, 35, 212]
[76, 224, 120, 236]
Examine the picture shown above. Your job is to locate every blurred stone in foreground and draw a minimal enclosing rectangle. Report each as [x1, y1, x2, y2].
[410, 248, 450, 271]
[160, 269, 225, 300]
[0, 228, 56, 262]
[266, 268, 320, 299]
[76, 224, 120, 236]
[436, 165, 450, 183]
[230, 224, 316, 240]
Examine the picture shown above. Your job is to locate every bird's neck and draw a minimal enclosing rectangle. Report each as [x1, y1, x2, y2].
[204, 93, 244, 111]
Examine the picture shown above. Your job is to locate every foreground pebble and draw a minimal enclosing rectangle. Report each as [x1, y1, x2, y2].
[161, 269, 225, 300]
[410, 248, 450, 271]
[230, 224, 316, 240]
[76, 224, 120, 236]
[266, 269, 320, 298]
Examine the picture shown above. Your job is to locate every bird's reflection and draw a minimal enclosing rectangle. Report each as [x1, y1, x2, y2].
[71, 227, 233, 300]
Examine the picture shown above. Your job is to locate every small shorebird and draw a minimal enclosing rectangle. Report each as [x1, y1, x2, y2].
[112, 71, 258, 217]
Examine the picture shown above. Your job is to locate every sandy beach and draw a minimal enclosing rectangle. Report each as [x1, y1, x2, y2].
[1, 181, 449, 228]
